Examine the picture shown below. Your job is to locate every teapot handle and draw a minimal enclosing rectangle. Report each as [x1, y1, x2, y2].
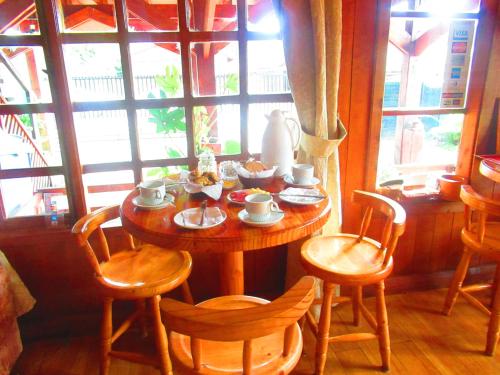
[285, 117, 301, 150]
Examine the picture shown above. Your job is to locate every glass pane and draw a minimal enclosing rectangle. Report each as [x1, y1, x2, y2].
[391, 0, 480, 13]
[137, 108, 188, 161]
[130, 42, 183, 99]
[248, 40, 289, 94]
[1, 175, 67, 219]
[247, 0, 280, 33]
[0, 46, 52, 103]
[384, 18, 476, 109]
[193, 104, 240, 156]
[377, 114, 464, 184]
[83, 170, 134, 210]
[143, 165, 188, 181]
[73, 110, 131, 164]
[0, 113, 62, 169]
[0, 0, 40, 35]
[248, 102, 298, 154]
[63, 44, 124, 102]
[187, 0, 237, 31]
[126, 0, 179, 32]
[191, 42, 239, 97]
[57, 0, 117, 32]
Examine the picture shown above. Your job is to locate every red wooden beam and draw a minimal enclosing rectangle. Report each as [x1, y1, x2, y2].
[413, 23, 448, 56]
[0, 0, 35, 34]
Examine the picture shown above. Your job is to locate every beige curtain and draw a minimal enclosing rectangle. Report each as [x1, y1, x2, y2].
[274, 0, 346, 235]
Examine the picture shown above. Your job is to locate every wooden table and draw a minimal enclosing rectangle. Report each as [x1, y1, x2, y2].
[120, 180, 331, 295]
[479, 158, 500, 183]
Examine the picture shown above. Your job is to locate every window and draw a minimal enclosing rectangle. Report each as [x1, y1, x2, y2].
[376, 0, 481, 191]
[0, 0, 297, 224]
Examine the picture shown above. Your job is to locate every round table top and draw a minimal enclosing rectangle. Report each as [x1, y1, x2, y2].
[479, 158, 500, 184]
[120, 179, 331, 254]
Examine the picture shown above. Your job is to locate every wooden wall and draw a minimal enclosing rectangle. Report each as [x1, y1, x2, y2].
[0, 0, 498, 339]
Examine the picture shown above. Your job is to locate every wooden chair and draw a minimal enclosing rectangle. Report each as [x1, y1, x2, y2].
[443, 185, 500, 355]
[72, 205, 194, 375]
[300, 190, 406, 374]
[160, 276, 316, 374]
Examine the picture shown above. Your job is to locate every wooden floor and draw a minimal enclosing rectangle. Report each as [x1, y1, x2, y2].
[13, 288, 500, 375]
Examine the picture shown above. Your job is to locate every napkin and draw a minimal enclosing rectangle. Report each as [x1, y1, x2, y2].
[184, 181, 223, 200]
[183, 207, 223, 226]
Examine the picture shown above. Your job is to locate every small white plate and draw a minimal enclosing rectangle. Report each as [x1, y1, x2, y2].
[279, 188, 324, 206]
[238, 209, 284, 227]
[132, 194, 174, 210]
[284, 175, 321, 188]
[226, 190, 249, 205]
[174, 207, 227, 229]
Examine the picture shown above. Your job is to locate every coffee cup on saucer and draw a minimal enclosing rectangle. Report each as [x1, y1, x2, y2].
[292, 164, 314, 185]
[138, 180, 165, 205]
[245, 193, 281, 222]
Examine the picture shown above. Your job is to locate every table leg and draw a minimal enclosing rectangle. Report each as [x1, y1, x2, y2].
[219, 251, 244, 295]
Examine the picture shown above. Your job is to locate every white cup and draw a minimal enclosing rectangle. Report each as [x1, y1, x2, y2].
[138, 180, 165, 205]
[292, 164, 314, 185]
[245, 193, 281, 222]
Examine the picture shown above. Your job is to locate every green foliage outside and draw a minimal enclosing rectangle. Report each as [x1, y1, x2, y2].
[146, 65, 241, 177]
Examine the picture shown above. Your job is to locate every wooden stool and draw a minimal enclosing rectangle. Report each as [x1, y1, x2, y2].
[301, 190, 406, 374]
[443, 185, 500, 355]
[160, 276, 316, 374]
[72, 205, 194, 375]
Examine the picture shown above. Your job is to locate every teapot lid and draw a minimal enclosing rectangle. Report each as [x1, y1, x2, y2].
[267, 109, 285, 123]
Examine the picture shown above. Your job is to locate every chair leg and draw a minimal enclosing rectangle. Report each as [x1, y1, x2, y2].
[150, 295, 173, 375]
[491, 263, 500, 309]
[443, 249, 472, 316]
[181, 280, 194, 304]
[315, 282, 335, 375]
[100, 298, 113, 375]
[375, 281, 390, 372]
[136, 299, 148, 338]
[486, 263, 500, 356]
[352, 286, 362, 327]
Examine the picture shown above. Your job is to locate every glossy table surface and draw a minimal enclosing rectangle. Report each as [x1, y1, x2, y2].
[120, 178, 331, 294]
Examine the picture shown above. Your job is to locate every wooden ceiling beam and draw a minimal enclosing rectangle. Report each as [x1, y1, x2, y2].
[0, 0, 35, 34]
[413, 23, 447, 56]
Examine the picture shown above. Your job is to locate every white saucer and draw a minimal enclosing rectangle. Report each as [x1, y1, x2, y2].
[174, 207, 227, 229]
[279, 188, 324, 206]
[132, 194, 174, 210]
[284, 175, 320, 188]
[238, 209, 284, 227]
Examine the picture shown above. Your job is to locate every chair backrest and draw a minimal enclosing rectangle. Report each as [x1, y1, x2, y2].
[160, 276, 315, 373]
[72, 205, 134, 277]
[460, 184, 500, 245]
[353, 190, 406, 265]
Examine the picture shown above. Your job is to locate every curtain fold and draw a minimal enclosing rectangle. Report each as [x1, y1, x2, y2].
[274, 0, 346, 234]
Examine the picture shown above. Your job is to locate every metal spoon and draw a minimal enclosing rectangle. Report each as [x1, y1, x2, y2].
[199, 200, 207, 226]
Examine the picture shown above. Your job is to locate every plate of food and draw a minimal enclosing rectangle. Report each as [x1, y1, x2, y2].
[227, 188, 270, 205]
[184, 169, 223, 200]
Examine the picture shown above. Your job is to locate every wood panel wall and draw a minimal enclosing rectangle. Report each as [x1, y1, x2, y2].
[0, 0, 498, 339]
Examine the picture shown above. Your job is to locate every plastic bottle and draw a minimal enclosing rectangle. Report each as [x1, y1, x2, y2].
[49, 200, 58, 227]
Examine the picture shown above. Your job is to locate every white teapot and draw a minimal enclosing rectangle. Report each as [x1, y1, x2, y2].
[261, 110, 301, 176]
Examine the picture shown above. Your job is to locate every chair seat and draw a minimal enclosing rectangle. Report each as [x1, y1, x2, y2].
[301, 234, 393, 286]
[462, 222, 500, 261]
[169, 295, 303, 375]
[98, 244, 192, 299]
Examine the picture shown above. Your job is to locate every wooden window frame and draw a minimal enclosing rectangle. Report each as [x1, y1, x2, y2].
[0, 0, 293, 227]
[365, 0, 498, 192]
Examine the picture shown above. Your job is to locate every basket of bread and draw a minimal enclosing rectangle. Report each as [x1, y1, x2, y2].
[235, 158, 276, 188]
[184, 169, 223, 200]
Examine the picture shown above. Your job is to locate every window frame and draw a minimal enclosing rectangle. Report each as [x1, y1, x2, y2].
[365, 0, 498, 192]
[0, 0, 293, 226]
